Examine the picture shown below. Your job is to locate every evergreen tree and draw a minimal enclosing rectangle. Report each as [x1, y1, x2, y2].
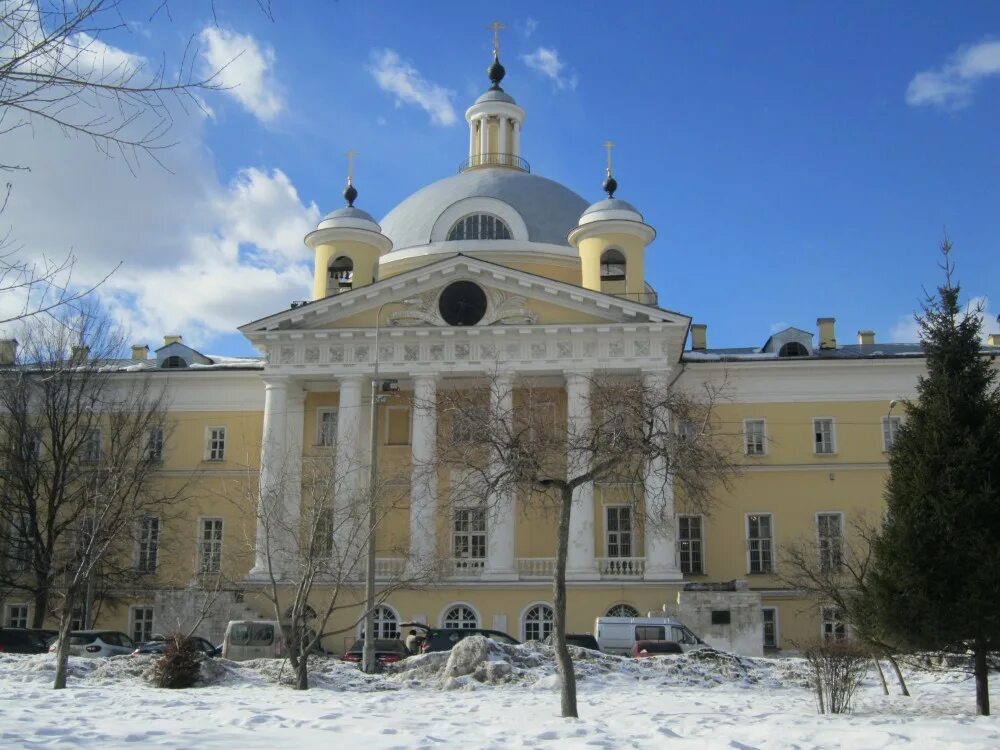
[866, 242, 1000, 715]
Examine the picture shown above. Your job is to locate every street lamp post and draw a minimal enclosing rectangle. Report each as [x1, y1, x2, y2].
[361, 298, 419, 674]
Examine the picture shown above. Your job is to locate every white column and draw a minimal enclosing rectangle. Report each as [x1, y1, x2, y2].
[408, 374, 438, 575]
[479, 116, 490, 163]
[565, 371, 597, 580]
[642, 370, 682, 581]
[250, 377, 288, 578]
[511, 120, 520, 159]
[468, 119, 477, 160]
[484, 373, 517, 579]
[281, 384, 305, 576]
[333, 376, 365, 557]
[497, 116, 508, 165]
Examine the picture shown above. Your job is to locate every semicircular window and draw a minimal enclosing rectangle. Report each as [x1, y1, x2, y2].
[778, 342, 809, 358]
[447, 214, 512, 241]
[161, 356, 187, 369]
[438, 281, 488, 326]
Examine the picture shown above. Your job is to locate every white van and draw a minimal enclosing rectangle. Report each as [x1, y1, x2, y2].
[594, 616, 704, 656]
[221, 620, 286, 661]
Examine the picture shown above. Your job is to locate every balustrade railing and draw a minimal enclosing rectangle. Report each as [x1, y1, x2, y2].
[516, 557, 555, 578]
[447, 558, 486, 577]
[458, 153, 530, 173]
[596, 557, 646, 578]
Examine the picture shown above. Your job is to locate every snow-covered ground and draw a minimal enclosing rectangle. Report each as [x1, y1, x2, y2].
[1, 639, 998, 749]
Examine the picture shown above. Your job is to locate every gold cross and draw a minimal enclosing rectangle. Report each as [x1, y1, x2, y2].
[346, 149, 358, 182]
[488, 20, 506, 55]
[603, 140, 615, 175]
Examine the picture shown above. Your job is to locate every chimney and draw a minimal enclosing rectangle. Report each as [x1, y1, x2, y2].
[70, 345, 90, 363]
[0, 339, 18, 366]
[857, 330, 875, 346]
[817, 317, 837, 350]
[690, 324, 707, 351]
[988, 334, 1000, 347]
[131, 344, 150, 361]
[163, 335, 182, 346]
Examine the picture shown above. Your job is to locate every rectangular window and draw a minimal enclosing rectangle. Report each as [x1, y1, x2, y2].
[137, 516, 160, 574]
[130, 606, 154, 644]
[318, 408, 338, 447]
[452, 508, 486, 568]
[8, 519, 31, 572]
[606, 506, 633, 558]
[634, 625, 665, 641]
[762, 607, 778, 649]
[4, 603, 28, 628]
[385, 406, 411, 446]
[813, 418, 835, 454]
[82, 428, 101, 463]
[451, 407, 486, 444]
[821, 605, 847, 641]
[199, 518, 223, 573]
[817, 512, 844, 572]
[678, 421, 697, 442]
[23, 430, 41, 462]
[744, 419, 766, 456]
[311, 508, 334, 559]
[747, 513, 774, 574]
[70, 608, 84, 631]
[144, 428, 164, 462]
[528, 401, 557, 443]
[882, 415, 902, 452]
[679, 515, 704, 574]
[205, 427, 226, 461]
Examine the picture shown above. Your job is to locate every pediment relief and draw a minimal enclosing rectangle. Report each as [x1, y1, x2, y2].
[385, 285, 537, 327]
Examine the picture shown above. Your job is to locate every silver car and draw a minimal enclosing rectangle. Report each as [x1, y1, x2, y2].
[49, 630, 137, 657]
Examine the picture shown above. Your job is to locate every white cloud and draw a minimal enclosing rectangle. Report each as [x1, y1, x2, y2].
[906, 40, 1000, 110]
[200, 27, 284, 122]
[890, 296, 999, 344]
[521, 47, 577, 90]
[369, 49, 456, 126]
[522, 18, 538, 38]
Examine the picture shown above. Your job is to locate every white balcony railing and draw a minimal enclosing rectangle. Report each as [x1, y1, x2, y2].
[596, 557, 646, 578]
[360, 557, 405, 580]
[446, 558, 486, 577]
[517, 558, 555, 579]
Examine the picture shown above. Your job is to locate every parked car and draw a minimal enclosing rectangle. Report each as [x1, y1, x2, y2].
[632, 640, 684, 658]
[0, 628, 58, 654]
[132, 636, 219, 657]
[594, 616, 704, 656]
[48, 630, 136, 657]
[564, 633, 600, 651]
[221, 620, 284, 661]
[401, 622, 520, 653]
[341, 638, 409, 670]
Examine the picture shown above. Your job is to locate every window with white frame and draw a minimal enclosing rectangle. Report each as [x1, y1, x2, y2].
[446, 213, 512, 241]
[451, 406, 486, 444]
[821, 605, 847, 640]
[8, 518, 31, 572]
[443, 605, 478, 629]
[762, 607, 778, 649]
[205, 427, 226, 461]
[137, 516, 160, 574]
[605, 506, 633, 558]
[679, 515, 704, 574]
[528, 401, 557, 443]
[370, 605, 398, 639]
[385, 405, 411, 446]
[747, 514, 774, 574]
[817, 512, 844, 572]
[882, 415, 902, 452]
[70, 607, 84, 630]
[4, 603, 28, 628]
[130, 606, 154, 643]
[452, 507, 486, 568]
[813, 418, 835, 454]
[312, 508, 334, 559]
[82, 428, 101, 462]
[318, 408, 338, 447]
[523, 604, 554, 641]
[744, 419, 766, 456]
[144, 427, 164, 462]
[606, 603, 639, 618]
[198, 518, 223, 573]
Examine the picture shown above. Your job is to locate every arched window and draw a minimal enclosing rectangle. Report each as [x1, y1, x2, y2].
[360, 605, 399, 639]
[161, 356, 187, 369]
[778, 341, 809, 358]
[443, 605, 478, 629]
[329, 256, 354, 289]
[600, 249, 626, 281]
[447, 214, 512, 241]
[605, 603, 639, 618]
[523, 604, 554, 641]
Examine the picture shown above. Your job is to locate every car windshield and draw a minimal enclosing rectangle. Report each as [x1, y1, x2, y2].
[639, 642, 678, 654]
[69, 635, 95, 645]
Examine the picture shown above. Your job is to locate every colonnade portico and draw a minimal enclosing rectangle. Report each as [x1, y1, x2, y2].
[248, 367, 682, 584]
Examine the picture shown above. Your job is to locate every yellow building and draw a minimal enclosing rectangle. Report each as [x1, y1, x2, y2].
[8, 48, 981, 657]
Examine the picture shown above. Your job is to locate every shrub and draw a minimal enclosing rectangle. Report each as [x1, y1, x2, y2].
[152, 635, 203, 689]
[798, 637, 870, 714]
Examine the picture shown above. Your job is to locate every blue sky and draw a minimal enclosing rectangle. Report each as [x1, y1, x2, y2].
[6, 2, 1000, 355]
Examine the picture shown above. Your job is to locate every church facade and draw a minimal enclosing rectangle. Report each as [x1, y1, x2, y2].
[10, 48, 986, 656]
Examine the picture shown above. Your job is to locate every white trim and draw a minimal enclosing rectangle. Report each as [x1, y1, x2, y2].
[745, 512, 775, 575]
[438, 602, 481, 629]
[677, 513, 706, 575]
[881, 414, 903, 452]
[356, 603, 401, 638]
[204, 425, 227, 462]
[820, 604, 848, 640]
[317, 407, 338, 447]
[128, 604, 155, 643]
[815, 511, 844, 570]
[761, 606, 779, 649]
[812, 417, 836, 455]
[743, 418, 767, 456]
[603, 504, 634, 559]
[604, 602, 640, 618]
[3, 602, 29, 628]
[518, 601, 554, 642]
[197, 516, 224, 574]
[430, 197, 529, 243]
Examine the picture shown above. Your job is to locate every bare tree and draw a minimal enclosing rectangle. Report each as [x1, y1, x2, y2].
[0, 306, 182, 688]
[421, 371, 737, 717]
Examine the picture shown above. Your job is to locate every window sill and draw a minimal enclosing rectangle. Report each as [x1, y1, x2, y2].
[812, 452, 837, 457]
[202, 459, 226, 464]
[747, 571, 775, 576]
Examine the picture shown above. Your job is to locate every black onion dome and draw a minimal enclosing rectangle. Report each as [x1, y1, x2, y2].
[488, 53, 506, 89]
[343, 180, 358, 207]
[602, 174, 618, 199]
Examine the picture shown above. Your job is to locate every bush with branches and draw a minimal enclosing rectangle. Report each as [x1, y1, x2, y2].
[151, 635, 203, 689]
[798, 637, 870, 714]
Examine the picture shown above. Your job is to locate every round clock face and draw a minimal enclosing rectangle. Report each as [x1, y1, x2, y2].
[438, 281, 488, 326]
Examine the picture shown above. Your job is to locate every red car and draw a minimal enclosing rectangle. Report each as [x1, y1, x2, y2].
[342, 638, 409, 670]
[631, 640, 683, 658]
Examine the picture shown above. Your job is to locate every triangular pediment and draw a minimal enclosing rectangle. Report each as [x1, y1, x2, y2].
[239, 255, 689, 335]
